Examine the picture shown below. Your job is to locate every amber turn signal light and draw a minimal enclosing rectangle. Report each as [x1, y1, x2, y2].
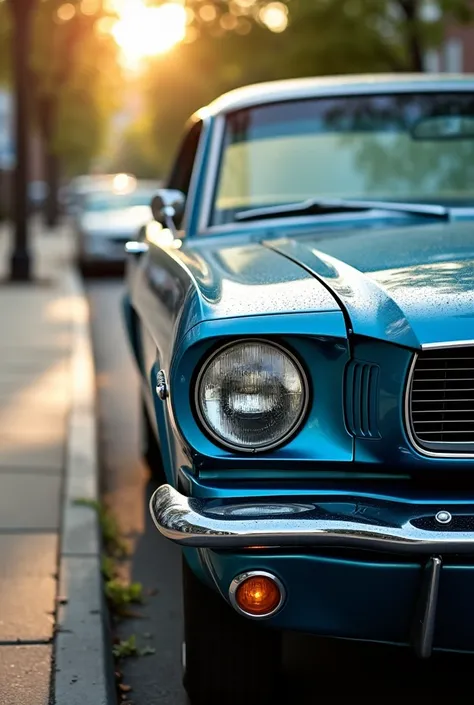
[231, 572, 284, 617]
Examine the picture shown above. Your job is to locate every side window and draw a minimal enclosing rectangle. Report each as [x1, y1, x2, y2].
[166, 119, 203, 197]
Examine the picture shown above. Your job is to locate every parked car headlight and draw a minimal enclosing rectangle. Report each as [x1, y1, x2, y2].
[196, 340, 308, 452]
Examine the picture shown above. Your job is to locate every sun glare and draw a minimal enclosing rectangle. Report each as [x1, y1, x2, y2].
[111, 0, 187, 68]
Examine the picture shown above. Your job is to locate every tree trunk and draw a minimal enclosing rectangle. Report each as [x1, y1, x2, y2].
[399, 0, 424, 71]
[7, 0, 37, 280]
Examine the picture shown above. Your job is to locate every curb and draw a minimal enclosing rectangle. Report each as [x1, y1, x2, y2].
[53, 269, 115, 705]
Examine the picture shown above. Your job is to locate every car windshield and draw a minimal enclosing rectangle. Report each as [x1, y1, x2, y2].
[211, 91, 474, 226]
[83, 190, 153, 212]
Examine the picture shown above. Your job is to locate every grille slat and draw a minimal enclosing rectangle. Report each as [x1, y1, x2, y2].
[413, 398, 474, 402]
[414, 419, 474, 424]
[417, 430, 474, 435]
[415, 377, 474, 382]
[419, 357, 474, 361]
[412, 387, 474, 392]
[417, 367, 474, 371]
[413, 409, 474, 414]
[408, 347, 474, 451]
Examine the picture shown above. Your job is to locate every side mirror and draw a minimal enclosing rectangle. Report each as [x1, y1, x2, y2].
[151, 189, 185, 234]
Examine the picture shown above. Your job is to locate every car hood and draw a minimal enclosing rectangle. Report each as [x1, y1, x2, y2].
[80, 206, 151, 234]
[265, 220, 474, 349]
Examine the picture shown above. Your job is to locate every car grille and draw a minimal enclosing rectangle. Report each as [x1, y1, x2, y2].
[408, 347, 474, 453]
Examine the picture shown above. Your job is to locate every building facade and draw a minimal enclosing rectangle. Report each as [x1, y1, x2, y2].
[425, 25, 474, 73]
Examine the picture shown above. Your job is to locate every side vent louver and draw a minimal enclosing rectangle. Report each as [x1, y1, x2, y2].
[345, 361, 381, 439]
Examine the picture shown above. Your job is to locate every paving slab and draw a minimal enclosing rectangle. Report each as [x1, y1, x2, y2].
[0, 344, 69, 470]
[0, 446, 64, 470]
[0, 646, 52, 705]
[0, 412, 66, 440]
[0, 465, 61, 476]
[0, 577, 56, 641]
[0, 474, 61, 529]
[0, 532, 57, 642]
[0, 534, 57, 577]
[0, 358, 70, 414]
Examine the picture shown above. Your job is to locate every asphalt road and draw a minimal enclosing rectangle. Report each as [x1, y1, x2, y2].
[88, 277, 474, 704]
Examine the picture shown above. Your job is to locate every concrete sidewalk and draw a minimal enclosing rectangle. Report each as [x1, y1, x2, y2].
[0, 221, 112, 704]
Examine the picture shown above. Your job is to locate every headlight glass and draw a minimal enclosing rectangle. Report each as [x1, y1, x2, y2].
[197, 340, 307, 451]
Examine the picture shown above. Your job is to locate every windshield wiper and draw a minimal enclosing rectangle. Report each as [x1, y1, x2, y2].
[235, 198, 451, 222]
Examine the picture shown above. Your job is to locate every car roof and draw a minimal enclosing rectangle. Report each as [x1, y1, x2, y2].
[198, 73, 474, 118]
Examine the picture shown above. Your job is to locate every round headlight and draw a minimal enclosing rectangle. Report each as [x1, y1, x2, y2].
[196, 340, 308, 452]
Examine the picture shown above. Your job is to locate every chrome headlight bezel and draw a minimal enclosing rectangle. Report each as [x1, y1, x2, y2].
[194, 338, 310, 453]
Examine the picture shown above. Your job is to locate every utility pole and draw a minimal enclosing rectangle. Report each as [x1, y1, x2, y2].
[7, 0, 37, 281]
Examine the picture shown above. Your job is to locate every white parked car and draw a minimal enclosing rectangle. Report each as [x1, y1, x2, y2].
[76, 182, 157, 273]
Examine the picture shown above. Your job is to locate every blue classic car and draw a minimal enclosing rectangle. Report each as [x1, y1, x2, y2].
[123, 74, 474, 704]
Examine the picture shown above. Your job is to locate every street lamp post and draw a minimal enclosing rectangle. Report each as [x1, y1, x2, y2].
[7, 0, 37, 281]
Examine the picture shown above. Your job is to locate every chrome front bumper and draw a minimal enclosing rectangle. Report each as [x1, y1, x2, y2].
[151, 485, 474, 657]
[149, 484, 474, 555]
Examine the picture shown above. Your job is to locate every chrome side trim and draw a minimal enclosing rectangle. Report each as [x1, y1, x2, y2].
[421, 340, 474, 350]
[150, 485, 474, 554]
[228, 571, 286, 620]
[198, 114, 226, 233]
[404, 347, 474, 458]
[181, 116, 210, 233]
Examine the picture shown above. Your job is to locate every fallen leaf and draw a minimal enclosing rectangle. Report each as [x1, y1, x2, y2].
[118, 683, 132, 693]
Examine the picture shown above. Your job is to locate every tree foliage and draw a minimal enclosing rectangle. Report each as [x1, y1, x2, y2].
[1, 0, 121, 175]
[31, 0, 121, 175]
[0, 1, 12, 84]
[281, 0, 474, 75]
[112, 0, 474, 180]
